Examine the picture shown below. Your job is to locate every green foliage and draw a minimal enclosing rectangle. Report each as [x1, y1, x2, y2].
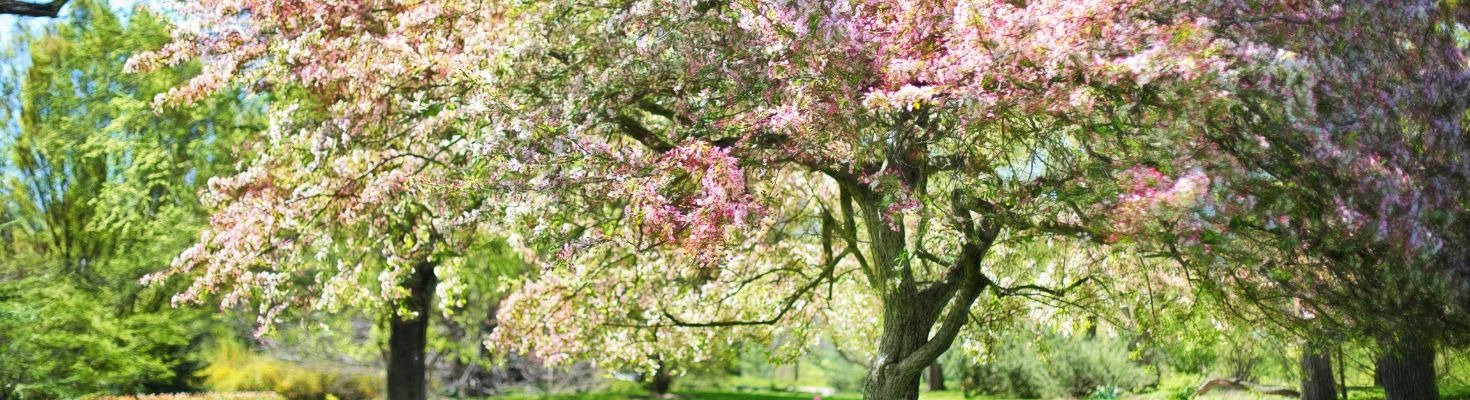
[0, 0, 261, 398]
[961, 334, 1053, 399]
[1049, 337, 1148, 397]
[961, 333, 1146, 399]
[430, 238, 531, 378]
[1153, 374, 1203, 400]
[0, 278, 195, 398]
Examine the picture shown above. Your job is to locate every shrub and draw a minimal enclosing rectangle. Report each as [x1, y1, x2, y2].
[95, 392, 285, 400]
[197, 340, 381, 400]
[1048, 337, 1147, 397]
[961, 333, 1147, 399]
[961, 335, 1056, 398]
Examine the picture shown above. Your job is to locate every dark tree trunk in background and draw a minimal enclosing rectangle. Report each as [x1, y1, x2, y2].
[926, 362, 946, 391]
[1376, 337, 1438, 400]
[648, 361, 673, 395]
[387, 261, 437, 400]
[1301, 341, 1337, 400]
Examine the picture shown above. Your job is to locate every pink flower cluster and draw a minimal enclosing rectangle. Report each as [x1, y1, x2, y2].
[627, 142, 761, 265]
[1110, 166, 1212, 239]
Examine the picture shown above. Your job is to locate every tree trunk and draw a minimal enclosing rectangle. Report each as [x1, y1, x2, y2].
[851, 186, 993, 400]
[648, 361, 673, 395]
[926, 362, 946, 391]
[387, 261, 437, 400]
[861, 278, 982, 400]
[861, 298, 932, 400]
[1300, 341, 1337, 400]
[864, 361, 924, 400]
[1376, 337, 1438, 400]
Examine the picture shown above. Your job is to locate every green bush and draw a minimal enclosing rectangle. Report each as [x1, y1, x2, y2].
[96, 393, 285, 400]
[961, 333, 1146, 399]
[961, 335, 1056, 398]
[0, 280, 198, 399]
[1048, 337, 1147, 397]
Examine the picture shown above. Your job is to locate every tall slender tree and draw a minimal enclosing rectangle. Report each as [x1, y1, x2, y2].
[0, 0, 259, 396]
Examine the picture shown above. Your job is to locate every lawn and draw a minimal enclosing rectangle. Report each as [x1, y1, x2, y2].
[486, 390, 965, 400]
[483, 386, 1470, 400]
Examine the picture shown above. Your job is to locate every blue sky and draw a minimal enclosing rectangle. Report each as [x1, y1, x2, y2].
[1, 0, 142, 183]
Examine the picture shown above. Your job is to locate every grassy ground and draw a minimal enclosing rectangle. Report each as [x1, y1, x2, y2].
[106, 386, 1470, 400]
[483, 386, 1470, 400]
[486, 390, 964, 400]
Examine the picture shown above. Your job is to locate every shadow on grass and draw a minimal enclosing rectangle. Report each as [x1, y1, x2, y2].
[675, 391, 857, 400]
[488, 390, 858, 400]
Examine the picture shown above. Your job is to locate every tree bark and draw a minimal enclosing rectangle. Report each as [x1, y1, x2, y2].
[859, 243, 988, 400]
[645, 358, 675, 396]
[1376, 337, 1438, 400]
[926, 362, 946, 391]
[847, 178, 995, 400]
[387, 261, 437, 400]
[1300, 341, 1337, 400]
[862, 295, 941, 400]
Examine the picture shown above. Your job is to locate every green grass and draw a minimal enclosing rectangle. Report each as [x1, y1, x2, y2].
[480, 383, 1470, 400]
[677, 390, 968, 400]
[484, 389, 971, 400]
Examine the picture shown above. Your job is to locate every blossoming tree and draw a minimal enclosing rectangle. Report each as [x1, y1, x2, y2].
[1109, 4, 1470, 399]
[461, 2, 1227, 398]
[126, 1, 505, 397]
[126, 0, 1462, 398]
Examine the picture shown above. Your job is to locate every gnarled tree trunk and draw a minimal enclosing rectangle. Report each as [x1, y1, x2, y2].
[1376, 337, 1438, 400]
[859, 235, 990, 400]
[862, 294, 944, 400]
[1300, 341, 1336, 400]
[387, 261, 437, 400]
[841, 153, 999, 400]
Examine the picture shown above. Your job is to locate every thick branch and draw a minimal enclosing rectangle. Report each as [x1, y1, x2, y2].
[897, 243, 992, 373]
[0, 0, 67, 17]
[995, 276, 1095, 298]
[614, 113, 674, 153]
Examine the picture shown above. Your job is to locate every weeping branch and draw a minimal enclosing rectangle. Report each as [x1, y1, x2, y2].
[994, 276, 1096, 298]
[660, 208, 844, 328]
[614, 113, 674, 153]
[659, 266, 829, 327]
